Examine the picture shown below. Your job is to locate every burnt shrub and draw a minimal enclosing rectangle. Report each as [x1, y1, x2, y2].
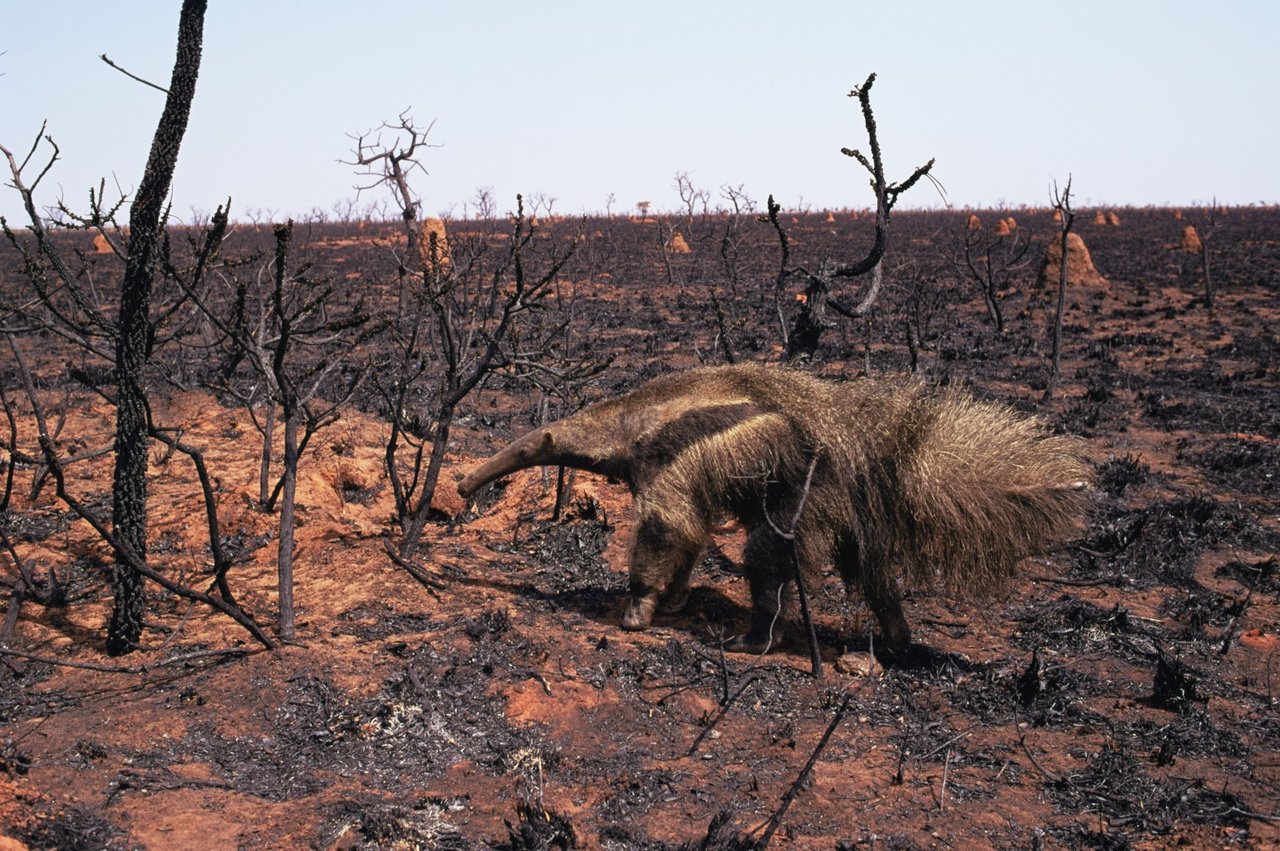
[1075, 496, 1266, 588]
[1096, 454, 1150, 498]
[1193, 438, 1279, 497]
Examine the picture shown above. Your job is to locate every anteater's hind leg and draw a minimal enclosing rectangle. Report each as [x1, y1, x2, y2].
[837, 539, 912, 659]
[622, 511, 707, 631]
[861, 573, 911, 659]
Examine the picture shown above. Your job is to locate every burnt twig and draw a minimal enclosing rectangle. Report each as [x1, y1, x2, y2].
[764, 453, 824, 678]
[756, 689, 854, 848]
[685, 674, 760, 757]
[99, 53, 170, 94]
[1012, 701, 1060, 782]
[939, 747, 952, 811]
[1219, 582, 1254, 656]
[147, 427, 236, 606]
[0, 646, 253, 674]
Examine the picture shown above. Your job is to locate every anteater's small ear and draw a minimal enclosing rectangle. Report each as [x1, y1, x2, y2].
[540, 431, 555, 450]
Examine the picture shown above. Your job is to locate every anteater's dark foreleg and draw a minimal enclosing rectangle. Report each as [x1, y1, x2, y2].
[622, 511, 706, 631]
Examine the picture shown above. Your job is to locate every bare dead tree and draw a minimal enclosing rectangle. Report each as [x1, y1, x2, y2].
[269, 224, 299, 639]
[1194, 199, 1219, 317]
[344, 111, 437, 319]
[174, 221, 373, 640]
[401, 198, 572, 559]
[106, 0, 210, 655]
[0, 0, 211, 655]
[893, 258, 950, 374]
[347, 116, 573, 560]
[763, 194, 794, 352]
[709, 184, 762, 361]
[0, 132, 118, 365]
[957, 219, 1030, 333]
[717, 183, 754, 296]
[655, 216, 678, 289]
[673, 171, 710, 235]
[767, 74, 935, 363]
[527, 192, 557, 219]
[1043, 176, 1075, 403]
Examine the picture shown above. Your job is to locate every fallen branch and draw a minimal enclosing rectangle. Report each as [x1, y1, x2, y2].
[0, 645, 253, 674]
[1226, 806, 1280, 824]
[686, 674, 760, 757]
[1033, 572, 1122, 588]
[755, 689, 854, 848]
[916, 725, 973, 762]
[383, 539, 445, 596]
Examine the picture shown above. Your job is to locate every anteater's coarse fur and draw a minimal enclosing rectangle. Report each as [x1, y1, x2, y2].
[458, 364, 1090, 658]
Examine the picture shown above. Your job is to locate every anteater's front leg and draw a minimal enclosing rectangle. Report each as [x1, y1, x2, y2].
[622, 511, 706, 631]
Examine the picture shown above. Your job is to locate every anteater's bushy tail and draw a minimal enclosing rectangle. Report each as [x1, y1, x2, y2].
[895, 391, 1091, 595]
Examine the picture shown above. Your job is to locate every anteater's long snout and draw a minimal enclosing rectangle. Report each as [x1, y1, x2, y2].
[457, 428, 555, 500]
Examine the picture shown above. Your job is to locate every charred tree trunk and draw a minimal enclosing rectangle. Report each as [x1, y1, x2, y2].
[276, 409, 299, 641]
[269, 222, 298, 641]
[772, 74, 933, 364]
[1043, 177, 1075, 404]
[107, 0, 208, 656]
[1, 385, 17, 512]
[399, 399, 455, 554]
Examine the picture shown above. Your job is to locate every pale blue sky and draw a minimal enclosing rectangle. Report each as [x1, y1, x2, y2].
[2, 1, 1276, 224]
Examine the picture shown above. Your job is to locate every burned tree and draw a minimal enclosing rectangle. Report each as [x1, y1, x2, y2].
[770, 73, 935, 364]
[106, 0, 209, 655]
[1189, 201, 1219, 317]
[1043, 176, 1075, 403]
[0, 0, 211, 655]
[262, 223, 372, 639]
[957, 215, 1030, 333]
[173, 219, 373, 640]
[347, 116, 574, 560]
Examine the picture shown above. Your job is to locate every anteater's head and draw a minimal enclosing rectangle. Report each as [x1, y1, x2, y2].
[457, 428, 557, 500]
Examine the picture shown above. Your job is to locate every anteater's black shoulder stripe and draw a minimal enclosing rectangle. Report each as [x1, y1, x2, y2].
[631, 403, 766, 483]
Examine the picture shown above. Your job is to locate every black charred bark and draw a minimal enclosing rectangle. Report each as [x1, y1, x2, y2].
[106, 0, 208, 655]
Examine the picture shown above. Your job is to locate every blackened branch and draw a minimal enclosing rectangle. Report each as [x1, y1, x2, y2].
[100, 53, 170, 95]
[756, 690, 854, 847]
